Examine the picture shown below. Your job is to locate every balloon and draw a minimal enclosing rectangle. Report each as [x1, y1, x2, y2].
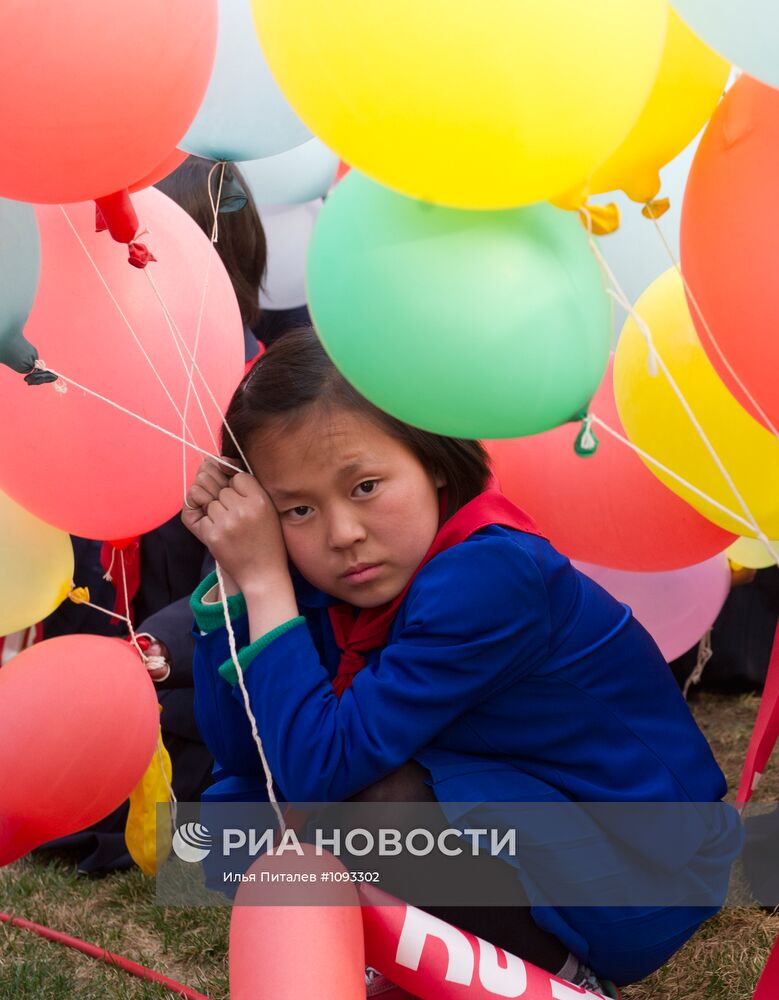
[181, 0, 310, 162]
[681, 75, 779, 434]
[487, 359, 736, 571]
[0, 189, 244, 539]
[0, 1, 216, 203]
[671, 1, 779, 90]
[360, 883, 594, 999]
[239, 139, 339, 206]
[573, 556, 731, 661]
[0, 635, 159, 865]
[260, 200, 321, 310]
[589, 9, 729, 202]
[0, 490, 73, 636]
[252, 0, 668, 209]
[591, 137, 699, 339]
[0, 199, 41, 375]
[614, 269, 779, 538]
[726, 537, 779, 571]
[128, 149, 189, 194]
[230, 846, 365, 999]
[307, 172, 611, 438]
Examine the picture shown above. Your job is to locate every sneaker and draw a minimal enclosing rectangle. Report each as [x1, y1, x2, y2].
[365, 966, 418, 998]
[570, 962, 621, 999]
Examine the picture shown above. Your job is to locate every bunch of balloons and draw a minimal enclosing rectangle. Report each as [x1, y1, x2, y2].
[241, 0, 737, 441]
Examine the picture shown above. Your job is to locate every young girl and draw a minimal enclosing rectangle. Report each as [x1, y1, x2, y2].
[184, 327, 741, 997]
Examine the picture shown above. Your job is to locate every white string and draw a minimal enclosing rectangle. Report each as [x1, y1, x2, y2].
[39, 365, 242, 474]
[57, 206, 196, 437]
[645, 209, 779, 440]
[583, 208, 779, 566]
[215, 564, 285, 834]
[683, 629, 713, 700]
[179, 160, 225, 499]
[589, 413, 755, 533]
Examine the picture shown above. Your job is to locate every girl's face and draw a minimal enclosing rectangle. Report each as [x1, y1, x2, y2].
[246, 407, 444, 608]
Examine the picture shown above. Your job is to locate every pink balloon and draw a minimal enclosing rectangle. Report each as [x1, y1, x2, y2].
[0, 188, 244, 538]
[230, 845, 365, 999]
[360, 883, 588, 999]
[487, 357, 735, 571]
[573, 556, 732, 662]
[0, 635, 159, 866]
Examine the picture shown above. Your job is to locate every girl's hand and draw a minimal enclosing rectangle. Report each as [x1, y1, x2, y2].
[182, 458, 290, 593]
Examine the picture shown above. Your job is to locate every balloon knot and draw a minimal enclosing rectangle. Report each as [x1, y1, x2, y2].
[574, 414, 599, 457]
[69, 586, 91, 605]
[128, 242, 157, 269]
[579, 202, 621, 236]
[642, 198, 670, 221]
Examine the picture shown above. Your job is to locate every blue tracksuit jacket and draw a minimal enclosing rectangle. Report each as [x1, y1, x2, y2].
[191, 525, 741, 983]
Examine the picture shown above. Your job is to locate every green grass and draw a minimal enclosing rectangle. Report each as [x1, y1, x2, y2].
[1, 691, 777, 999]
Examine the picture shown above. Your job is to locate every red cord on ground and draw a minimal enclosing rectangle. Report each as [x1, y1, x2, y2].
[0, 912, 211, 1000]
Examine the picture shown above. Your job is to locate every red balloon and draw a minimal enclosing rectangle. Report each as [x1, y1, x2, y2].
[0, 2, 216, 203]
[0, 636, 159, 866]
[230, 846, 365, 999]
[682, 76, 779, 435]
[129, 149, 189, 195]
[360, 883, 581, 999]
[487, 358, 735, 571]
[0, 188, 244, 538]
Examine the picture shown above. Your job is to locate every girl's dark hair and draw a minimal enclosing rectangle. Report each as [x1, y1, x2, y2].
[155, 156, 266, 328]
[223, 326, 491, 519]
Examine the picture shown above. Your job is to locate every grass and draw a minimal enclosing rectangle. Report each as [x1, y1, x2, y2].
[1, 691, 777, 999]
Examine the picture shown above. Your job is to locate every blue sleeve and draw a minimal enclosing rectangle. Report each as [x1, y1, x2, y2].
[236, 536, 551, 801]
[192, 615, 266, 777]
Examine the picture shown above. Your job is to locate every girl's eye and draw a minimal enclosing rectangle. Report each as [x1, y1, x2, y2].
[285, 505, 312, 519]
[355, 480, 379, 496]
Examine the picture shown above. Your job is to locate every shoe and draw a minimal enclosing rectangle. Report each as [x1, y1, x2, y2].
[365, 966, 418, 998]
[570, 962, 621, 998]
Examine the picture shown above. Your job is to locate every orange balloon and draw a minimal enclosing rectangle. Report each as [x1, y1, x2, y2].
[681, 76, 779, 435]
[487, 358, 735, 571]
[0, 188, 244, 538]
[0, 1, 216, 203]
[0, 635, 159, 866]
[230, 846, 365, 999]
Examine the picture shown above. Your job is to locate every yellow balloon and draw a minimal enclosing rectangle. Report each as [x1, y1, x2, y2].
[590, 8, 729, 202]
[0, 491, 73, 635]
[726, 537, 779, 570]
[614, 269, 779, 538]
[252, 0, 668, 209]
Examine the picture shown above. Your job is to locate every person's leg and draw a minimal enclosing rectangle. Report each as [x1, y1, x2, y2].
[344, 762, 569, 974]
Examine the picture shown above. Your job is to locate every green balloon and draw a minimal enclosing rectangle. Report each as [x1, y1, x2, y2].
[306, 172, 611, 438]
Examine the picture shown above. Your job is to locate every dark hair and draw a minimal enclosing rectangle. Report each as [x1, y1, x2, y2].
[222, 326, 490, 519]
[155, 156, 266, 328]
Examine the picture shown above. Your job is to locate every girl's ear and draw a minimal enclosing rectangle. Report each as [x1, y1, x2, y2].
[434, 471, 447, 488]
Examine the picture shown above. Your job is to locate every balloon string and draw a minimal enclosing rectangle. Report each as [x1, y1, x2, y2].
[582, 206, 778, 563]
[34, 364, 242, 474]
[588, 413, 755, 532]
[214, 564, 285, 835]
[180, 161, 224, 502]
[683, 628, 713, 700]
[56, 205, 198, 445]
[644, 206, 779, 440]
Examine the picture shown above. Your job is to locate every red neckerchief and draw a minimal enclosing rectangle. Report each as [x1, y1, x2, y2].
[327, 488, 543, 697]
